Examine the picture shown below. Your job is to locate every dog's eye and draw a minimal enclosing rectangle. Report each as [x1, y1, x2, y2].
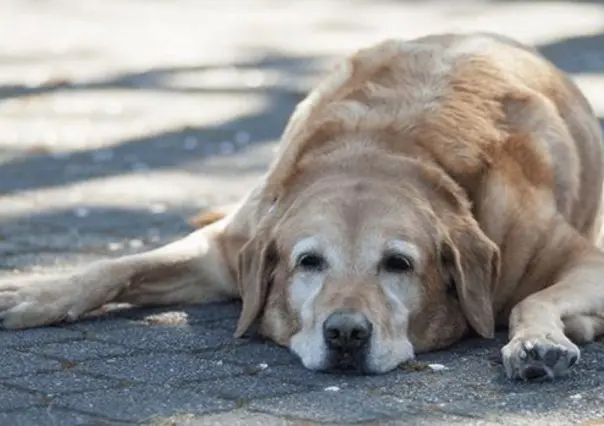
[296, 252, 326, 271]
[381, 253, 413, 273]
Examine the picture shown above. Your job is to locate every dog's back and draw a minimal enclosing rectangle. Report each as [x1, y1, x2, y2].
[268, 33, 603, 240]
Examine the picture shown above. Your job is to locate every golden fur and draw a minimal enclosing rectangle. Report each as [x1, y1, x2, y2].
[1, 32, 603, 380]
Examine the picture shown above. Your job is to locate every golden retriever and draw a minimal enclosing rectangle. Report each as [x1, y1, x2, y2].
[2, 32, 603, 381]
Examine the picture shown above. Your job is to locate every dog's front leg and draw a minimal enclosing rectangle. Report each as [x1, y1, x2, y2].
[0, 182, 267, 330]
[501, 238, 604, 380]
[0, 220, 241, 329]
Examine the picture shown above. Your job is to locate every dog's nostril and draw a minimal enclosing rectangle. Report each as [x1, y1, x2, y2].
[351, 327, 369, 342]
[324, 327, 341, 342]
[323, 309, 373, 350]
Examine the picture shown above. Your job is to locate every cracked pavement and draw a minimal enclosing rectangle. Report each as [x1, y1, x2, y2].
[1, 0, 604, 424]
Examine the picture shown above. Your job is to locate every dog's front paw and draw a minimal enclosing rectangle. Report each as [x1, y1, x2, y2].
[0, 275, 80, 329]
[501, 331, 580, 380]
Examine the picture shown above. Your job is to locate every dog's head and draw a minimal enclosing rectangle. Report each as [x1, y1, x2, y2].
[234, 154, 500, 374]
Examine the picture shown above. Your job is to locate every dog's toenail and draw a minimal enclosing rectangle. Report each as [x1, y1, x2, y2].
[569, 353, 579, 367]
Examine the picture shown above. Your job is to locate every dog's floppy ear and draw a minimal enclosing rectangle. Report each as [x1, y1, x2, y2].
[440, 219, 500, 338]
[234, 230, 278, 338]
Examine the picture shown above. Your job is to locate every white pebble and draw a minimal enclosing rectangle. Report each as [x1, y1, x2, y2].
[257, 363, 268, 371]
[570, 393, 582, 400]
[128, 239, 144, 248]
[215, 360, 224, 366]
[149, 203, 167, 214]
[428, 363, 448, 372]
[108, 242, 123, 251]
[184, 136, 198, 150]
[74, 207, 89, 218]
[324, 386, 340, 392]
[149, 234, 161, 243]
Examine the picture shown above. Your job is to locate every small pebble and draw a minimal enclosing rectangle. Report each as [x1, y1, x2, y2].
[324, 386, 340, 392]
[257, 363, 268, 371]
[128, 239, 144, 249]
[108, 242, 123, 251]
[144, 311, 188, 326]
[149, 203, 167, 214]
[149, 234, 161, 243]
[570, 393, 582, 400]
[428, 363, 448, 372]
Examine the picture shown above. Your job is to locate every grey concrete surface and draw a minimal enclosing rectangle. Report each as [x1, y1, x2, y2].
[1, 0, 604, 424]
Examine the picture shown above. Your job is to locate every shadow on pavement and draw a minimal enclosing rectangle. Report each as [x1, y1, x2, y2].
[537, 31, 604, 132]
[0, 53, 322, 101]
[0, 53, 318, 194]
[2, 33, 603, 197]
[538, 31, 604, 75]
[0, 206, 198, 273]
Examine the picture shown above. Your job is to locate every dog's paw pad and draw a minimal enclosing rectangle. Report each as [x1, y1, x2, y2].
[501, 333, 580, 381]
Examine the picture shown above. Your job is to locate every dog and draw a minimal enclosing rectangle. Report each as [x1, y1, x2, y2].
[1, 33, 603, 381]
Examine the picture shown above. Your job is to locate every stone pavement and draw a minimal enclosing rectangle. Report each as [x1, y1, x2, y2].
[1, 0, 604, 424]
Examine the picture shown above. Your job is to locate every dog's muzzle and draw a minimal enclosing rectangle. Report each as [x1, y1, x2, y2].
[321, 309, 373, 373]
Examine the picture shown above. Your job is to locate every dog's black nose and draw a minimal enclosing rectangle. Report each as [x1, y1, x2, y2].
[323, 310, 372, 351]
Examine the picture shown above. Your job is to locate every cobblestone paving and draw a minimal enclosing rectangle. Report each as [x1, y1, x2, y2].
[1, 0, 604, 424]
